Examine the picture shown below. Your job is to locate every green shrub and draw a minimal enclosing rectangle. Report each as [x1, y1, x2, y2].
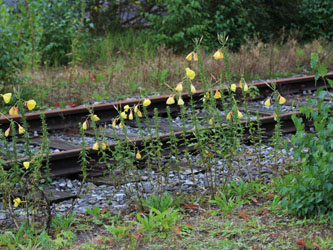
[0, 2, 25, 88]
[37, 0, 91, 65]
[279, 84, 333, 220]
[144, 0, 212, 51]
[209, 0, 254, 49]
[299, 0, 333, 41]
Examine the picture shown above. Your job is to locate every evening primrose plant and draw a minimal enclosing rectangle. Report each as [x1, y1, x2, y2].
[0, 92, 58, 230]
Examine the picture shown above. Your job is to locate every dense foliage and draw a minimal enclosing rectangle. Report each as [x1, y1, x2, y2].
[280, 87, 333, 219]
[0, 2, 25, 88]
[142, 0, 333, 50]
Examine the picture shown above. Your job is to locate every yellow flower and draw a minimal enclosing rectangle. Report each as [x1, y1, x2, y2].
[23, 161, 30, 170]
[9, 106, 18, 116]
[18, 125, 25, 134]
[129, 110, 133, 120]
[193, 52, 198, 61]
[264, 98, 271, 107]
[92, 142, 99, 150]
[185, 51, 198, 61]
[92, 142, 106, 151]
[273, 112, 277, 121]
[178, 96, 184, 106]
[120, 112, 127, 119]
[92, 115, 100, 121]
[112, 119, 117, 128]
[175, 82, 183, 92]
[143, 98, 151, 107]
[190, 84, 196, 94]
[4, 127, 10, 137]
[208, 118, 213, 125]
[213, 50, 224, 60]
[124, 105, 130, 112]
[2, 93, 12, 103]
[214, 90, 221, 99]
[166, 96, 175, 105]
[185, 52, 193, 61]
[185, 67, 196, 80]
[279, 95, 286, 104]
[230, 84, 236, 92]
[237, 110, 243, 119]
[13, 197, 21, 207]
[226, 111, 232, 120]
[82, 120, 88, 130]
[136, 150, 141, 159]
[243, 83, 248, 92]
[134, 105, 142, 117]
[119, 121, 124, 128]
[26, 99, 36, 110]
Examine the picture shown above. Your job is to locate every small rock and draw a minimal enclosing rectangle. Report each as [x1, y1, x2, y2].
[67, 180, 73, 189]
[0, 212, 6, 220]
[114, 193, 126, 202]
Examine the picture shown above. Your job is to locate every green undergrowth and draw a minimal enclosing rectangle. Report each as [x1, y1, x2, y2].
[2, 184, 331, 250]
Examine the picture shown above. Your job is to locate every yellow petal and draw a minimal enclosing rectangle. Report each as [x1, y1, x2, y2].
[4, 127, 10, 137]
[112, 119, 117, 128]
[13, 197, 21, 207]
[18, 125, 25, 134]
[185, 67, 196, 80]
[143, 98, 151, 107]
[82, 120, 88, 130]
[264, 98, 271, 107]
[230, 84, 236, 92]
[226, 111, 232, 120]
[124, 105, 130, 112]
[178, 96, 184, 106]
[23, 161, 30, 170]
[237, 110, 243, 119]
[134, 105, 139, 113]
[213, 50, 224, 60]
[175, 82, 183, 92]
[129, 110, 133, 120]
[190, 84, 196, 94]
[243, 83, 248, 92]
[166, 96, 175, 105]
[120, 112, 127, 119]
[193, 52, 198, 61]
[239, 80, 244, 88]
[279, 95, 286, 104]
[214, 90, 221, 99]
[2, 93, 12, 104]
[185, 52, 193, 61]
[208, 118, 213, 125]
[26, 99, 36, 111]
[137, 110, 142, 118]
[92, 142, 99, 150]
[9, 106, 18, 116]
[101, 142, 106, 150]
[92, 115, 100, 121]
[273, 112, 277, 121]
[136, 150, 141, 159]
[119, 121, 124, 128]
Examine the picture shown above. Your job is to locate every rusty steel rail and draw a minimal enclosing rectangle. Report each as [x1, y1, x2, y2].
[0, 73, 331, 132]
[4, 110, 303, 177]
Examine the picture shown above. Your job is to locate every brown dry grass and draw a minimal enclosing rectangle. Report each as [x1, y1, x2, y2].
[23, 39, 333, 108]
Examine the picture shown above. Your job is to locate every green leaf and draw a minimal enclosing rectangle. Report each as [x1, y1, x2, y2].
[327, 79, 333, 88]
[318, 64, 327, 77]
[310, 53, 318, 69]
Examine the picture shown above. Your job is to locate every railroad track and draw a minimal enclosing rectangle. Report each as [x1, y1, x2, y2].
[2, 73, 332, 177]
